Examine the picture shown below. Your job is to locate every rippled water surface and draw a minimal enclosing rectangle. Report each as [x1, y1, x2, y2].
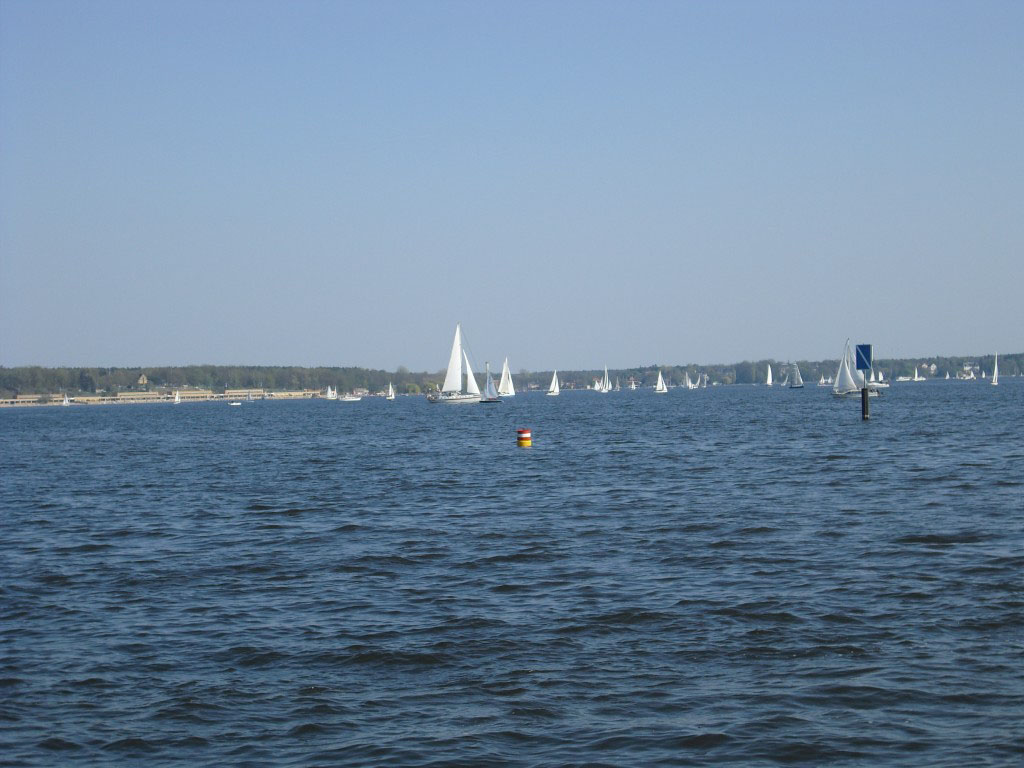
[2, 381, 1022, 766]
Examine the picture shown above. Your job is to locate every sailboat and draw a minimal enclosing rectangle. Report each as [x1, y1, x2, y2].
[428, 323, 482, 404]
[779, 369, 790, 387]
[614, 377, 621, 391]
[817, 374, 828, 387]
[766, 364, 774, 387]
[913, 366, 925, 382]
[655, 370, 668, 393]
[789, 363, 804, 388]
[340, 392, 362, 401]
[945, 372, 950, 380]
[992, 353, 999, 386]
[833, 339, 878, 397]
[62, 393, 70, 406]
[628, 378, 638, 390]
[547, 370, 560, 396]
[597, 367, 611, 393]
[386, 382, 396, 400]
[174, 390, 181, 404]
[325, 385, 338, 400]
[480, 362, 501, 403]
[497, 358, 515, 398]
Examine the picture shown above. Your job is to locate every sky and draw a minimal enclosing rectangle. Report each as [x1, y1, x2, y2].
[1, 0, 1021, 371]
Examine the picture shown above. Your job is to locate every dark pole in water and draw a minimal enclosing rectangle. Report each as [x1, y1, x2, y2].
[861, 386, 870, 420]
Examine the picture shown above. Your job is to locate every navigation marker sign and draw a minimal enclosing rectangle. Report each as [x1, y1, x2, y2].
[855, 344, 872, 372]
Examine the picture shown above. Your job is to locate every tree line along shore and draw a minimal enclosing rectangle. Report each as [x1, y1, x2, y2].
[1, 354, 1018, 405]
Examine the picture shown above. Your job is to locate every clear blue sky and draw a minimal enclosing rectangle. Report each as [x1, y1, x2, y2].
[2, 0, 1021, 371]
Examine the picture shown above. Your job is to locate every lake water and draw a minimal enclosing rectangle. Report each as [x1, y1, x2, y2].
[2, 381, 1022, 766]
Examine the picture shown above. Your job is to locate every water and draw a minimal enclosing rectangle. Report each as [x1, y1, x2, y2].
[2, 381, 1022, 766]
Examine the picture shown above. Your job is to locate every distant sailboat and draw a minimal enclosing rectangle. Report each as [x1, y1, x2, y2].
[790, 363, 804, 389]
[174, 390, 181, 404]
[913, 366, 925, 382]
[480, 362, 501, 403]
[945, 372, 950, 380]
[497, 358, 515, 397]
[655, 370, 668, 393]
[597, 367, 611, 393]
[386, 382, 396, 400]
[766, 364, 773, 387]
[547, 370, 560, 396]
[833, 339, 875, 397]
[991, 353, 999, 385]
[817, 374, 828, 387]
[325, 385, 338, 400]
[62, 393, 70, 406]
[428, 323, 482, 404]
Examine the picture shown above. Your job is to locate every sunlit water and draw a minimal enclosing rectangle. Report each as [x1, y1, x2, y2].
[2, 380, 1022, 766]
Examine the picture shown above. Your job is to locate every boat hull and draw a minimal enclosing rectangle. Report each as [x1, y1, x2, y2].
[428, 393, 482, 404]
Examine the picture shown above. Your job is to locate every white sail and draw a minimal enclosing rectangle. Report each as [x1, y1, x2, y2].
[174, 390, 181, 404]
[498, 357, 515, 397]
[386, 382, 395, 400]
[441, 324, 464, 393]
[878, 370, 885, 382]
[548, 370, 560, 396]
[766, 364, 773, 386]
[463, 351, 481, 395]
[869, 369, 877, 383]
[992, 353, 999, 385]
[833, 341, 860, 395]
[655, 370, 668, 393]
[482, 362, 500, 401]
[790, 363, 804, 388]
[913, 366, 925, 382]
[62, 393, 70, 406]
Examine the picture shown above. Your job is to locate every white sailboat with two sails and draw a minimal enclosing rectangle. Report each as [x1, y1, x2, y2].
[428, 323, 482, 404]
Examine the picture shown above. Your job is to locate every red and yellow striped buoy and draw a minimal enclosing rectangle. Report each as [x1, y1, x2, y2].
[517, 428, 532, 447]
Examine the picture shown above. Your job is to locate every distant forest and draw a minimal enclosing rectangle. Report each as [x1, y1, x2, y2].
[1, 354, 1019, 397]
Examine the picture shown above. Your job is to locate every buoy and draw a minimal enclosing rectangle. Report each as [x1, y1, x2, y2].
[517, 428, 532, 447]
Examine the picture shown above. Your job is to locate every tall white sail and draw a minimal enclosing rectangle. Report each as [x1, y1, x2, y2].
[62, 393, 70, 406]
[655, 370, 668, 393]
[174, 390, 181, 404]
[992, 353, 999, 386]
[386, 382, 395, 400]
[463, 350, 480, 395]
[766, 364, 773, 386]
[833, 341, 859, 395]
[498, 358, 515, 397]
[441, 324, 464, 393]
[790, 363, 804, 388]
[548, 370, 560, 396]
